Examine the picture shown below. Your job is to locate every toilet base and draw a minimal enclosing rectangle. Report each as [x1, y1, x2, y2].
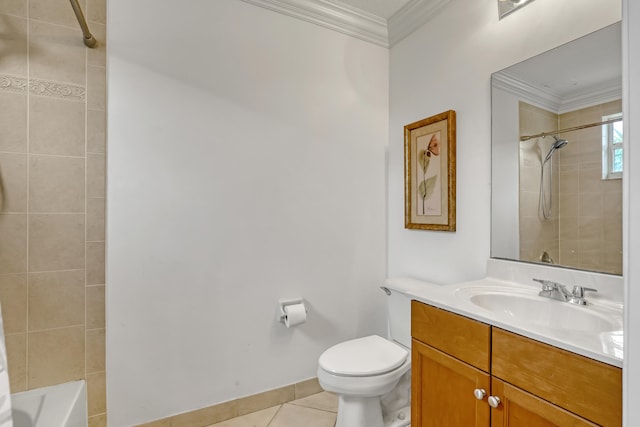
[383, 404, 411, 427]
[335, 395, 384, 427]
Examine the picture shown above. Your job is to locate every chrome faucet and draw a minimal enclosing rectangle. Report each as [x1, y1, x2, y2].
[532, 279, 597, 305]
[533, 278, 571, 302]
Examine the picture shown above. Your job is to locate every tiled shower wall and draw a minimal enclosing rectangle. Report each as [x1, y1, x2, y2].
[558, 100, 623, 274]
[0, 0, 106, 425]
[519, 102, 560, 263]
[518, 100, 623, 274]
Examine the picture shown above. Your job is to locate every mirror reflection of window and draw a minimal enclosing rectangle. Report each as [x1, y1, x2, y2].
[602, 113, 623, 180]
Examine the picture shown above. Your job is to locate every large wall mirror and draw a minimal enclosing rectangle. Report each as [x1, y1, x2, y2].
[491, 22, 622, 275]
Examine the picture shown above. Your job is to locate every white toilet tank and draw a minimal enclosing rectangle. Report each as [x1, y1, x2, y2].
[382, 280, 414, 350]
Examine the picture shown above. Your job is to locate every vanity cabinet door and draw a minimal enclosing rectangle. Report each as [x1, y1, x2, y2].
[412, 339, 490, 427]
[490, 377, 598, 427]
[492, 328, 622, 427]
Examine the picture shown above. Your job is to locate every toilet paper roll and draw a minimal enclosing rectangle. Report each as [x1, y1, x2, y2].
[283, 303, 306, 328]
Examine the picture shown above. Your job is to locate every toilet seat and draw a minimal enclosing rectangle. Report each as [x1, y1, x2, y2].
[319, 335, 408, 377]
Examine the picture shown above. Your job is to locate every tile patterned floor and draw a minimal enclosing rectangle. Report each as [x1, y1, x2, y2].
[205, 392, 338, 427]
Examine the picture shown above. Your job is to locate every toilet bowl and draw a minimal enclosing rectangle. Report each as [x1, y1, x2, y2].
[318, 335, 411, 427]
[317, 281, 415, 427]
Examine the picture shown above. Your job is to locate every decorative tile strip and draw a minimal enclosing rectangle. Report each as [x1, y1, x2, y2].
[0, 74, 28, 94]
[0, 74, 86, 101]
[29, 78, 85, 101]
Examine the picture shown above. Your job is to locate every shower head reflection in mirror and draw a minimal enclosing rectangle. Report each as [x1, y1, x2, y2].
[539, 135, 568, 220]
[543, 136, 569, 164]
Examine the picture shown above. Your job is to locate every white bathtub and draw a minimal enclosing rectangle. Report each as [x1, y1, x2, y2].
[11, 381, 87, 427]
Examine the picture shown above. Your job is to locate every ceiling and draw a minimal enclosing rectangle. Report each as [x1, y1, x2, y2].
[239, 0, 450, 47]
[493, 22, 622, 114]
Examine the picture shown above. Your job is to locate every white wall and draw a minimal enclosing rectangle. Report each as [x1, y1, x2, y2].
[388, 0, 621, 283]
[623, 0, 640, 424]
[106, 1, 389, 425]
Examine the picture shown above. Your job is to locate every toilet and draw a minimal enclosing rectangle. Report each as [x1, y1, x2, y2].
[317, 282, 412, 427]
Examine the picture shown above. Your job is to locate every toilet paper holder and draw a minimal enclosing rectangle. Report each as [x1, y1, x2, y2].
[278, 299, 307, 324]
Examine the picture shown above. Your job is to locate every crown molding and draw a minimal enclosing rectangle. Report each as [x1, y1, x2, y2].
[559, 82, 622, 114]
[239, 0, 450, 48]
[492, 72, 561, 112]
[388, 0, 451, 46]
[239, 0, 388, 47]
[492, 72, 622, 114]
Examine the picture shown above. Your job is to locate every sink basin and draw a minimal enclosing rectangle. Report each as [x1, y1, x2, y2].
[468, 293, 619, 333]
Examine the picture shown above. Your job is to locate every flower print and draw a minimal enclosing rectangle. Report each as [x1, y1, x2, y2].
[427, 133, 440, 157]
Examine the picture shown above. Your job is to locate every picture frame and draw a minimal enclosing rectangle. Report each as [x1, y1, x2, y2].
[404, 110, 456, 231]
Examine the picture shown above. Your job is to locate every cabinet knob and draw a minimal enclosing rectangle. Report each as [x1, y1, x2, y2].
[488, 396, 501, 408]
[473, 389, 486, 400]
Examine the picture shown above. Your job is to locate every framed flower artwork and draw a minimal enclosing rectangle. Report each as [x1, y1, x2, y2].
[404, 110, 456, 231]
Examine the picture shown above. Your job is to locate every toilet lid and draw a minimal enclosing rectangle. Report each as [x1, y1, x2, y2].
[319, 335, 408, 377]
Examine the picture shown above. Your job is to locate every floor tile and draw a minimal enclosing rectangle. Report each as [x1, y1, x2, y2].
[268, 404, 336, 427]
[289, 392, 338, 413]
[207, 405, 280, 427]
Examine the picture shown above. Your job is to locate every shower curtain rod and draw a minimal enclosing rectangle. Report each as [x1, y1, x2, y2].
[520, 116, 622, 141]
[69, 0, 96, 48]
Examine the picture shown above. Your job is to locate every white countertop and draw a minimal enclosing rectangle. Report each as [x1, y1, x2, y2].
[387, 275, 624, 368]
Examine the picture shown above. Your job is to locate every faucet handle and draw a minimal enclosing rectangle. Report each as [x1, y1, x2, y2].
[533, 278, 556, 291]
[568, 286, 597, 305]
[571, 286, 597, 298]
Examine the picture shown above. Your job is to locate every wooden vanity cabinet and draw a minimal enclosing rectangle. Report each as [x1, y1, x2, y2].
[412, 301, 491, 427]
[411, 300, 622, 427]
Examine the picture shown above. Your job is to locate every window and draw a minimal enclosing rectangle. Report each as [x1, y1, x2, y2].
[602, 113, 623, 180]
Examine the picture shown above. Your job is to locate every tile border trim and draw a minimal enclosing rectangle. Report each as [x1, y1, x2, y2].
[0, 74, 85, 101]
[0, 74, 28, 94]
[30, 78, 85, 101]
